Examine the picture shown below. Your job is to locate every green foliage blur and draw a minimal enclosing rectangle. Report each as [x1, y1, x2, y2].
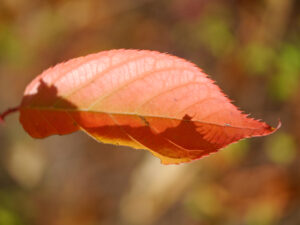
[0, 0, 299, 225]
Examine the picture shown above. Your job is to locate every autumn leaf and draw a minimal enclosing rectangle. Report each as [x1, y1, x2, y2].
[1, 49, 280, 164]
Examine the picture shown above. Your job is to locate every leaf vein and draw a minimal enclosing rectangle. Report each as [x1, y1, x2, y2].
[135, 81, 205, 113]
[52, 54, 149, 107]
[87, 66, 194, 110]
[22, 107, 265, 131]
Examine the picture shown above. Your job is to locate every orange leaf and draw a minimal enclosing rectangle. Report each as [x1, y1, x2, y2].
[19, 49, 280, 164]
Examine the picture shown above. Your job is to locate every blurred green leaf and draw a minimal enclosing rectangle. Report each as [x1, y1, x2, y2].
[219, 139, 249, 164]
[270, 44, 300, 100]
[242, 42, 275, 76]
[265, 132, 296, 165]
[171, 4, 235, 57]
[245, 201, 278, 225]
[197, 15, 235, 57]
[0, 24, 22, 65]
[185, 184, 222, 220]
[0, 208, 21, 225]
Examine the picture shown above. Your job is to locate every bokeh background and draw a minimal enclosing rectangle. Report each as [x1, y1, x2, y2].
[0, 0, 300, 224]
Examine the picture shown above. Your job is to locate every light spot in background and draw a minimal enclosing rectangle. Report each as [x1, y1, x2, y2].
[120, 155, 198, 225]
[5, 141, 46, 189]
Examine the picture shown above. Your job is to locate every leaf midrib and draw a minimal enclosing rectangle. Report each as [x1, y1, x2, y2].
[21, 106, 265, 131]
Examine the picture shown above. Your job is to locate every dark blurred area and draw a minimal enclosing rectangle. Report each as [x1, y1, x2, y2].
[0, 0, 300, 224]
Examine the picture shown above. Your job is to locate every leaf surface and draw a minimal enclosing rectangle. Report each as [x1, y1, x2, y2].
[19, 49, 279, 164]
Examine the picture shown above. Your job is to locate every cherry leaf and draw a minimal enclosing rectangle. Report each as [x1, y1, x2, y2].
[17, 49, 280, 164]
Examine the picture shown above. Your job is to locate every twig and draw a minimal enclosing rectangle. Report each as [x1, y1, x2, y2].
[0, 106, 20, 124]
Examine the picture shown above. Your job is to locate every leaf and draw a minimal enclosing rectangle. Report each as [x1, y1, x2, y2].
[18, 49, 280, 164]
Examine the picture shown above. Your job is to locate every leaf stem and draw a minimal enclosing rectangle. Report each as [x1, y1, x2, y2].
[0, 106, 20, 124]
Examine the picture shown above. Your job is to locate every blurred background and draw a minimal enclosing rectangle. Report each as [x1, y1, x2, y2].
[0, 0, 300, 224]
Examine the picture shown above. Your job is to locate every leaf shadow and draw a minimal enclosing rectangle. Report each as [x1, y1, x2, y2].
[20, 79, 231, 162]
[20, 79, 79, 138]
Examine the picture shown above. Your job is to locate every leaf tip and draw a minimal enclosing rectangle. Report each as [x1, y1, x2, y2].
[262, 119, 281, 136]
[272, 119, 282, 132]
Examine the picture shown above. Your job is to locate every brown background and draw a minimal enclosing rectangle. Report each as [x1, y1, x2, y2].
[0, 0, 300, 224]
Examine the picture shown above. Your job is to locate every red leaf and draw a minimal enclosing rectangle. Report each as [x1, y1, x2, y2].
[18, 49, 280, 164]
